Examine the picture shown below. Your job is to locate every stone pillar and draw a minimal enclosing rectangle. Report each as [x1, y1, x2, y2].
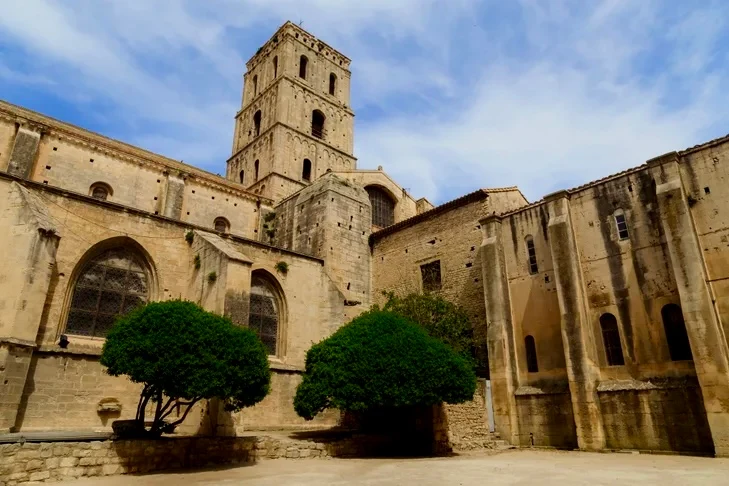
[0, 182, 60, 432]
[479, 215, 520, 445]
[648, 153, 729, 456]
[544, 191, 605, 451]
[162, 173, 185, 220]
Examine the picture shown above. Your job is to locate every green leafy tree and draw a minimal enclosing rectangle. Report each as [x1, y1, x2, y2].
[101, 300, 271, 436]
[294, 310, 476, 420]
[379, 292, 474, 359]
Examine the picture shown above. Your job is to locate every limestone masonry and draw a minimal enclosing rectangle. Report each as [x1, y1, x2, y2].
[2, 20, 729, 470]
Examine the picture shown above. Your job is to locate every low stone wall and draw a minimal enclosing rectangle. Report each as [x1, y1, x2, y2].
[441, 379, 496, 451]
[0, 430, 430, 484]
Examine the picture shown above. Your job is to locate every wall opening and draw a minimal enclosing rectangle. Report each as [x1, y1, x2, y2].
[366, 186, 395, 228]
[249, 271, 284, 356]
[214, 217, 230, 233]
[253, 110, 262, 137]
[329, 73, 337, 95]
[302, 158, 312, 181]
[615, 212, 630, 240]
[89, 182, 113, 201]
[299, 55, 308, 79]
[252, 75, 258, 97]
[312, 110, 325, 139]
[525, 335, 539, 373]
[662, 304, 693, 361]
[239, 170, 245, 184]
[273, 56, 278, 78]
[254, 160, 259, 182]
[526, 235, 538, 274]
[600, 313, 625, 366]
[420, 260, 442, 292]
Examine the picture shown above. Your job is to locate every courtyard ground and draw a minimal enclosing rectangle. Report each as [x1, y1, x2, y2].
[58, 449, 729, 485]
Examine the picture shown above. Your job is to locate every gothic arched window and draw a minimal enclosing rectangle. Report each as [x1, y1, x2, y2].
[214, 217, 230, 233]
[600, 313, 625, 366]
[249, 273, 282, 355]
[312, 110, 325, 139]
[66, 247, 149, 338]
[302, 159, 312, 181]
[525, 335, 539, 373]
[662, 304, 693, 361]
[366, 186, 395, 228]
[299, 55, 308, 79]
[90, 182, 112, 201]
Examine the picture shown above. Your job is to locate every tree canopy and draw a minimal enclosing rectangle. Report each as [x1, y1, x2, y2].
[293, 310, 476, 420]
[101, 300, 271, 436]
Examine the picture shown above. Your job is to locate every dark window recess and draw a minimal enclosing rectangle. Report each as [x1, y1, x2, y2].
[526, 236, 538, 274]
[214, 217, 229, 233]
[91, 184, 110, 201]
[329, 73, 337, 95]
[600, 313, 625, 366]
[615, 213, 629, 240]
[420, 260, 442, 292]
[662, 304, 693, 361]
[299, 55, 308, 79]
[302, 159, 312, 181]
[311, 110, 325, 139]
[66, 248, 149, 338]
[254, 160, 259, 181]
[253, 110, 262, 137]
[366, 186, 395, 228]
[248, 275, 279, 355]
[252, 74, 258, 96]
[525, 335, 539, 373]
[239, 170, 245, 184]
[273, 56, 278, 78]
[704, 187, 711, 194]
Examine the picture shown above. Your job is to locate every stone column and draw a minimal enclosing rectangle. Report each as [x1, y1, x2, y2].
[6, 126, 41, 179]
[0, 182, 60, 432]
[544, 191, 605, 451]
[479, 215, 520, 445]
[648, 153, 729, 456]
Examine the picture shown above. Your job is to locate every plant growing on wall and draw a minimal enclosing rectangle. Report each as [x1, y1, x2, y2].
[193, 254, 201, 270]
[100, 300, 271, 437]
[275, 261, 289, 275]
[207, 271, 217, 283]
[262, 211, 277, 243]
[293, 310, 476, 420]
[185, 230, 194, 245]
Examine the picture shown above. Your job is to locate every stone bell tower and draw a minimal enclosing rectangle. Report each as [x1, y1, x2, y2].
[227, 21, 357, 202]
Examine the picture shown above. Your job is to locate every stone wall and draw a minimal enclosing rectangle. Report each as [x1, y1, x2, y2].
[514, 389, 577, 449]
[440, 380, 495, 451]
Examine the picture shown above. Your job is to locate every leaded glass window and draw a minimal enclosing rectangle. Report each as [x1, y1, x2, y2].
[249, 276, 279, 355]
[66, 248, 149, 338]
[366, 186, 395, 228]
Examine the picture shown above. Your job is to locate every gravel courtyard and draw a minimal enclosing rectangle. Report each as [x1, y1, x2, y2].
[58, 449, 729, 485]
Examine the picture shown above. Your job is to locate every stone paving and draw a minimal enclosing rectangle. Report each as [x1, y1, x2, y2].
[56, 449, 729, 486]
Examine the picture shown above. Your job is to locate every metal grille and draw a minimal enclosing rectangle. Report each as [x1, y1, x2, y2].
[599, 313, 625, 366]
[615, 214, 630, 240]
[249, 276, 278, 355]
[66, 248, 149, 338]
[526, 237, 538, 274]
[366, 186, 395, 228]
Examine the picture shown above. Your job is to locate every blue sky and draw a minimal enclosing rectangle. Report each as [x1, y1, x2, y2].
[2, 1, 729, 204]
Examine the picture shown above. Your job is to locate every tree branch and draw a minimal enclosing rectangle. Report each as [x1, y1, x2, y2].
[168, 398, 202, 427]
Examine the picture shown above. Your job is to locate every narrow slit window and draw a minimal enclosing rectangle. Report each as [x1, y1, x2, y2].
[615, 213, 629, 240]
[302, 159, 312, 181]
[312, 110, 325, 139]
[329, 73, 337, 95]
[254, 160, 259, 182]
[239, 170, 245, 184]
[273, 56, 278, 78]
[253, 110, 261, 137]
[600, 313, 625, 366]
[525, 335, 539, 373]
[252, 75, 258, 96]
[526, 236, 538, 274]
[299, 55, 308, 79]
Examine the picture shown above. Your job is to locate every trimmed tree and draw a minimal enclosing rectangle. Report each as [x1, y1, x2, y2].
[101, 300, 271, 436]
[293, 310, 476, 420]
[380, 291, 474, 358]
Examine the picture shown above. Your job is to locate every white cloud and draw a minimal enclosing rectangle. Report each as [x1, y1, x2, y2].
[1, 0, 728, 204]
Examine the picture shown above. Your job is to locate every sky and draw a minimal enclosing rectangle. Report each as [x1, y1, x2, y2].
[1, 0, 729, 204]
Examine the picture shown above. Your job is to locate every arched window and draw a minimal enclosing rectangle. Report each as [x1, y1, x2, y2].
[600, 313, 625, 366]
[311, 110, 325, 139]
[252, 74, 258, 97]
[525, 335, 539, 373]
[249, 273, 281, 355]
[329, 73, 337, 95]
[662, 304, 693, 361]
[299, 55, 308, 79]
[90, 182, 112, 201]
[66, 247, 149, 337]
[253, 110, 261, 137]
[239, 170, 245, 184]
[273, 56, 278, 78]
[254, 160, 259, 181]
[302, 159, 312, 181]
[366, 186, 395, 228]
[525, 236, 538, 274]
[214, 217, 230, 233]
